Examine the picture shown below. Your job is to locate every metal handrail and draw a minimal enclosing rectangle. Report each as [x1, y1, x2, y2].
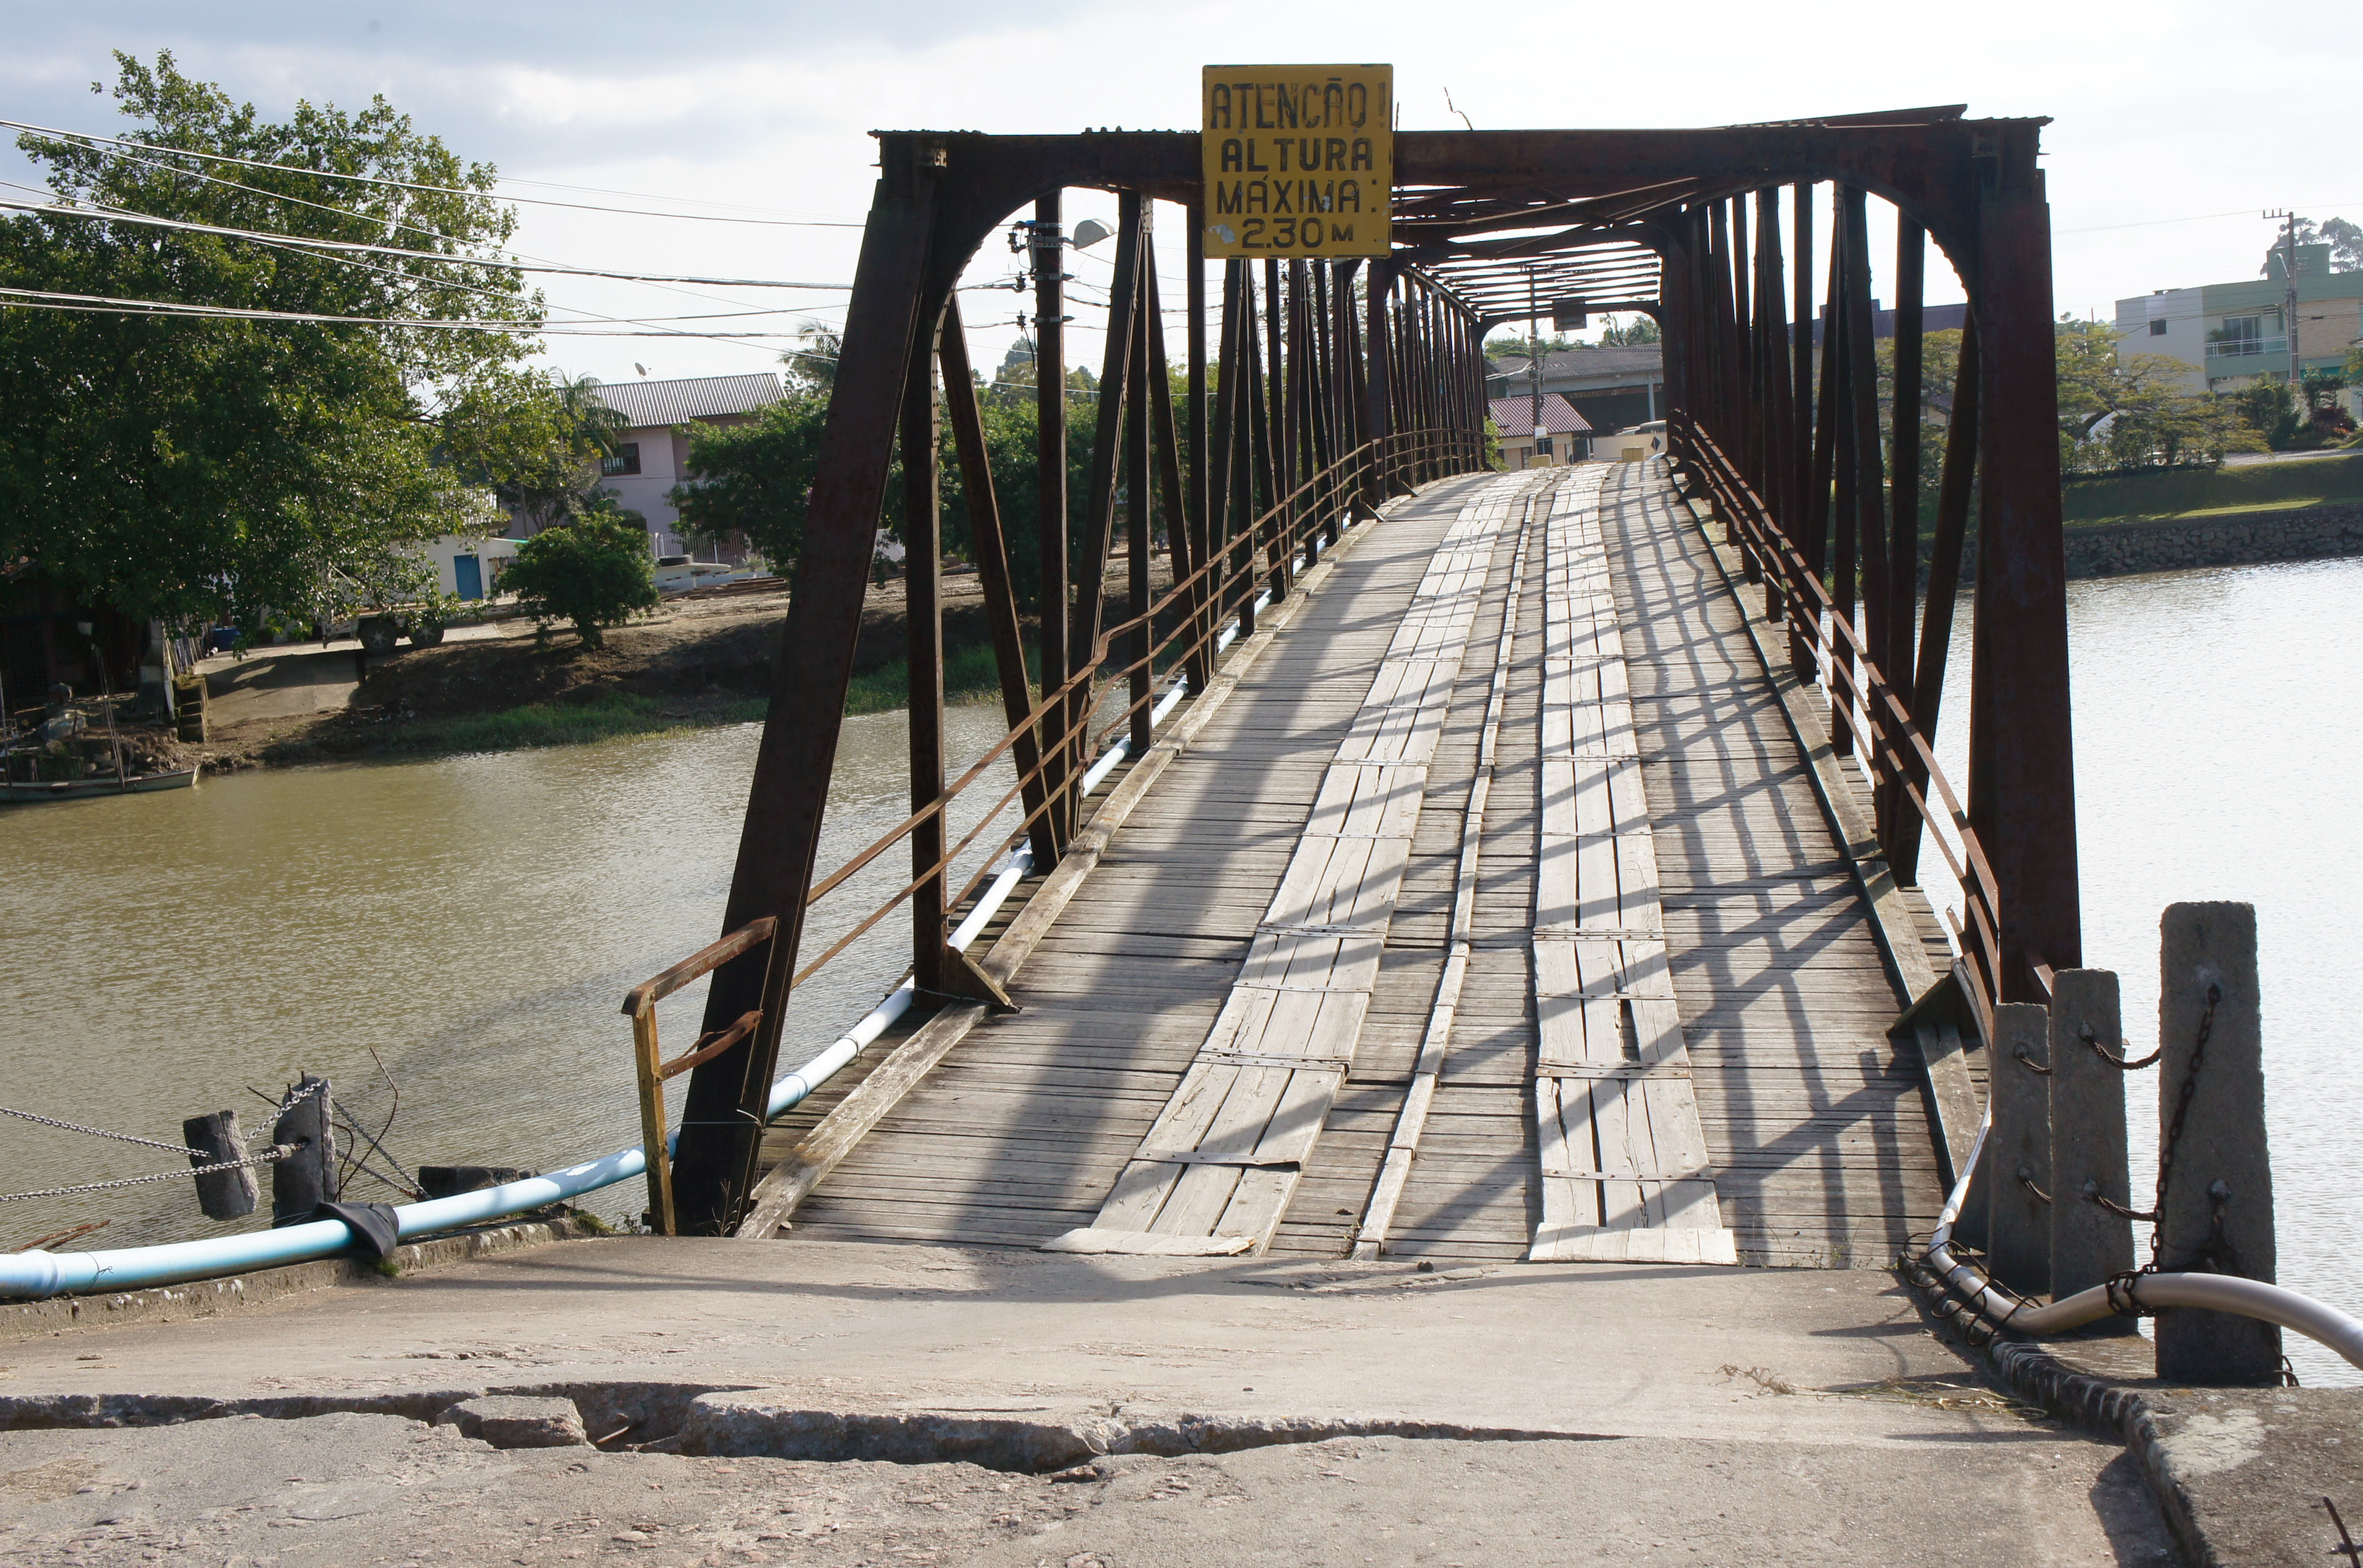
[1674, 413, 2003, 1015]
[619, 425, 1488, 1226]
[620, 915, 781, 1234]
[784, 426, 1489, 981]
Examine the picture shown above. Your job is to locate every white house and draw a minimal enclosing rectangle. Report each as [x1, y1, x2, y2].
[416, 533, 523, 602]
[584, 373, 787, 556]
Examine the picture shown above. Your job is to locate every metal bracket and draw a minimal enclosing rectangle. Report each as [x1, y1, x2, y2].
[935, 945, 1020, 1013]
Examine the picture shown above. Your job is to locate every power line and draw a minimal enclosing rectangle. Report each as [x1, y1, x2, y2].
[0, 117, 867, 228]
[0, 195, 852, 289]
[0, 285, 806, 336]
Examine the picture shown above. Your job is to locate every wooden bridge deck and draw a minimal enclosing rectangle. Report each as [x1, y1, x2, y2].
[759, 461, 1948, 1266]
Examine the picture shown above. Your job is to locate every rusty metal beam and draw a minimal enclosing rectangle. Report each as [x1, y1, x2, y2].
[669, 136, 939, 1236]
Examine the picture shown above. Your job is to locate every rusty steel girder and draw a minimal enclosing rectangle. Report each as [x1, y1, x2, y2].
[666, 107, 2076, 1233]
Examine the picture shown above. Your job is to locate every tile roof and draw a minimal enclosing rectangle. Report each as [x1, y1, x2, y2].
[1489, 393, 1593, 434]
[592, 372, 785, 428]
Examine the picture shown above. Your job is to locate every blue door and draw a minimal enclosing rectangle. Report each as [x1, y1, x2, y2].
[453, 554, 483, 600]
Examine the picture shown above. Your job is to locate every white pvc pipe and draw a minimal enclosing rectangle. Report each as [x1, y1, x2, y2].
[1919, 1105, 2363, 1370]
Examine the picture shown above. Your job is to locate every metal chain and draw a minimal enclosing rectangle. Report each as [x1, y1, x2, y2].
[0, 1079, 330, 1209]
[0, 1105, 203, 1155]
[0, 1143, 299, 1206]
[2149, 982, 2221, 1268]
[2082, 1022, 2162, 1072]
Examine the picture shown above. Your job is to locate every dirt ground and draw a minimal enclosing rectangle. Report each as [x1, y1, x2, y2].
[186, 572, 1020, 770]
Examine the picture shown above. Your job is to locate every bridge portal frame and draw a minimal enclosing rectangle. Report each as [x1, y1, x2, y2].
[664, 111, 2077, 1235]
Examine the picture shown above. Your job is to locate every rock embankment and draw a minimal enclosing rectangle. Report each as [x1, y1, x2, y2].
[2063, 501, 2363, 578]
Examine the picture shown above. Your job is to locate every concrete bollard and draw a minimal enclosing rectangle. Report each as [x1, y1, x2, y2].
[2048, 970, 2136, 1320]
[182, 1110, 258, 1221]
[269, 1075, 338, 1227]
[2155, 902, 2280, 1385]
[1985, 1002, 2052, 1298]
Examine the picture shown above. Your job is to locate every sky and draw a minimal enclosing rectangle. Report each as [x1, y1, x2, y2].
[4, 0, 2359, 389]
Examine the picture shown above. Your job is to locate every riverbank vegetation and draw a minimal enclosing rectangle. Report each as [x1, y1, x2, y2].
[197, 572, 1046, 770]
[2062, 452, 2363, 525]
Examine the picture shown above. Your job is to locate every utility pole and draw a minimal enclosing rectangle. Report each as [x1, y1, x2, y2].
[1527, 273, 1545, 467]
[2267, 209, 2302, 395]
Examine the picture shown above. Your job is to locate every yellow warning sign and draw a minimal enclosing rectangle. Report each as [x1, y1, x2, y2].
[1201, 65, 1393, 260]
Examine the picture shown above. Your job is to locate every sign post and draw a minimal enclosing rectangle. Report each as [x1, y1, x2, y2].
[1201, 66, 1393, 260]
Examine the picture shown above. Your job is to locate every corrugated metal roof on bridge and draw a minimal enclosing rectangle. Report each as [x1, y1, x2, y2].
[593, 372, 785, 429]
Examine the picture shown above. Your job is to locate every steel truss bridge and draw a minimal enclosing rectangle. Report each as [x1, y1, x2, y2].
[642, 106, 2076, 1271]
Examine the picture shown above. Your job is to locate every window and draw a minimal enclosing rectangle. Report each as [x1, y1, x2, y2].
[2149, 317, 2168, 336]
[601, 442, 641, 477]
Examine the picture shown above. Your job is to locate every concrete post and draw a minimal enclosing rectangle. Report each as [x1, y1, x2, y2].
[2156, 902, 2280, 1385]
[2048, 970, 2136, 1318]
[182, 1110, 257, 1222]
[1986, 1002, 2051, 1297]
[268, 1075, 337, 1226]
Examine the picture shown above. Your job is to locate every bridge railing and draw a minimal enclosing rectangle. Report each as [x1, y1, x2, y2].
[622, 425, 1488, 1228]
[785, 426, 1490, 989]
[1673, 412, 2002, 1025]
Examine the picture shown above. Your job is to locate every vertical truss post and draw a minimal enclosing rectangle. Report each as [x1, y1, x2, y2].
[1185, 204, 1211, 694]
[1879, 219, 1926, 849]
[1367, 260, 1394, 495]
[1336, 259, 1365, 490]
[1249, 262, 1287, 603]
[670, 133, 939, 1235]
[1893, 320, 1981, 885]
[1288, 260, 1316, 569]
[1970, 123, 2082, 992]
[1731, 195, 1756, 491]
[1126, 226, 1154, 758]
[1144, 253, 1196, 698]
[1214, 260, 1249, 639]
[1828, 203, 1856, 758]
[1032, 192, 1071, 848]
[1263, 258, 1292, 591]
[1841, 186, 1888, 794]
[1226, 262, 1258, 640]
[1069, 193, 1143, 822]
[1312, 263, 1339, 540]
[1706, 203, 1732, 452]
[939, 298, 1056, 871]
[1789, 183, 1817, 679]
[1752, 186, 1787, 626]
[904, 304, 948, 999]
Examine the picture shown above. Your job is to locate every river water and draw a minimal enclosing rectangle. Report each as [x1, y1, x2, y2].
[6, 559, 2360, 1381]
[1, 704, 1020, 1249]
[1921, 555, 2363, 1385]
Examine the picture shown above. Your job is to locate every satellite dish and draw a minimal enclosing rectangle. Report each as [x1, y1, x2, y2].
[1070, 219, 1113, 250]
[634, 363, 649, 377]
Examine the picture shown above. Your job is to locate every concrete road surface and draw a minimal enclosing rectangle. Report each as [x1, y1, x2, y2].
[0, 1238, 2179, 1564]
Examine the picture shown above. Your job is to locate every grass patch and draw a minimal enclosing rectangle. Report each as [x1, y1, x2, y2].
[367, 691, 766, 758]
[2064, 452, 2363, 526]
[846, 642, 1034, 715]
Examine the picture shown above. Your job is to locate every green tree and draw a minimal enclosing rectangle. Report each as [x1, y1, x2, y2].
[500, 514, 659, 649]
[0, 52, 545, 632]
[2054, 318, 2262, 471]
[1596, 314, 1662, 346]
[672, 363, 1098, 613]
[438, 368, 628, 531]
[1483, 331, 1578, 362]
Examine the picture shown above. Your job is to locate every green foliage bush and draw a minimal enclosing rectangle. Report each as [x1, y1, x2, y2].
[501, 516, 659, 649]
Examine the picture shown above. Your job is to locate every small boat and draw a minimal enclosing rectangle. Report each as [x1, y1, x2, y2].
[0, 766, 198, 803]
